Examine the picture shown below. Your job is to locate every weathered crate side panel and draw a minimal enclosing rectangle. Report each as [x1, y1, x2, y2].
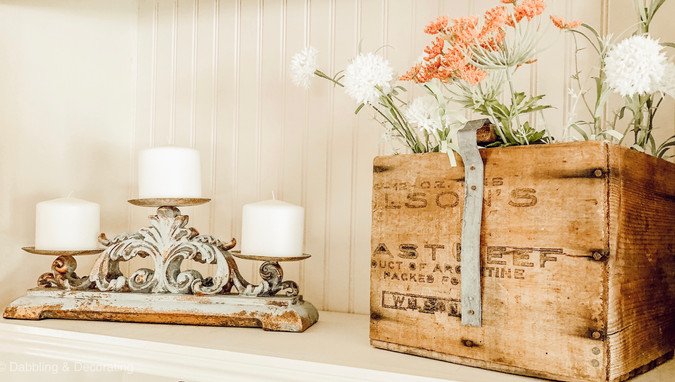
[371, 142, 611, 382]
[607, 146, 675, 381]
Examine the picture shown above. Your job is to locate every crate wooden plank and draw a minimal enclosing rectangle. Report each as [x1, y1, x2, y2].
[607, 145, 675, 381]
[370, 141, 675, 382]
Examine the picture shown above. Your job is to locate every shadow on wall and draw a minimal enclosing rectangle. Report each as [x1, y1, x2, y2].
[0, 0, 138, 305]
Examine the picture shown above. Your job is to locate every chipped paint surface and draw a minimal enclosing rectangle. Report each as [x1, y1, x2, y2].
[4, 288, 319, 332]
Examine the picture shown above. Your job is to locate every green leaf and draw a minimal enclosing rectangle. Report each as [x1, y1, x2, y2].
[529, 130, 547, 142]
[513, 92, 526, 107]
[599, 129, 624, 141]
[648, 134, 657, 155]
[571, 124, 590, 140]
[617, 106, 628, 119]
[354, 103, 365, 114]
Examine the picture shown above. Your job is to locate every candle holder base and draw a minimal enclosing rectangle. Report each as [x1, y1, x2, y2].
[3, 288, 318, 332]
[5, 204, 318, 332]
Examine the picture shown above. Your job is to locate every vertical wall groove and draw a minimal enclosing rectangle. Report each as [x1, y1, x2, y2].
[251, 0, 265, 278]
[347, 0, 361, 314]
[189, 0, 199, 147]
[279, 0, 288, 199]
[150, 1, 159, 146]
[255, 0, 263, 200]
[377, 0, 389, 156]
[230, 0, 241, 259]
[299, 0, 311, 292]
[321, 0, 336, 308]
[169, 0, 178, 144]
[209, 0, 220, 234]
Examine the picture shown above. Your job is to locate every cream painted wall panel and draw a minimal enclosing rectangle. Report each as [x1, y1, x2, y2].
[323, 0, 358, 312]
[211, 0, 239, 278]
[278, 0, 306, 288]
[0, 1, 137, 304]
[350, 0, 385, 315]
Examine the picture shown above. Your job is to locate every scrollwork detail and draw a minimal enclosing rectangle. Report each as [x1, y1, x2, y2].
[241, 261, 299, 297]
[36, 206, 301, 298]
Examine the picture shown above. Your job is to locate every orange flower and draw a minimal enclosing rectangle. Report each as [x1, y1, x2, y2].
[479, 6, 508, 47]
[458, 65, 487, 85]
[449, 16, 479, 48]
[403, 6, 517, 85]
[550, 15, 581, 30]
[424, 36, 445, 59]
[514, 0, 545, 22]
[482, 6, 508, 34]
[506, 0, 545, 26]
[400, 63, 430, 82]
[424, 16, 449, 34]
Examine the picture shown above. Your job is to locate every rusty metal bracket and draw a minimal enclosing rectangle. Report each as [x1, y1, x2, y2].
[456, 119, 490, 327]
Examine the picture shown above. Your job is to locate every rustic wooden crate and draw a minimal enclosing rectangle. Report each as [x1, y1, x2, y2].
[370, 141, 674, 382]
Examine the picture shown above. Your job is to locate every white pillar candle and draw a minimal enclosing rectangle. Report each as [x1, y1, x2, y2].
[240, 199, 304, 257]
[35, 197, 100, 251]
[138, 146, 202, 199]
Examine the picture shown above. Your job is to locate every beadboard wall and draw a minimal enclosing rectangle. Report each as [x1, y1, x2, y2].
[0, 0, 673, 315]
[130, 0, 674, 314]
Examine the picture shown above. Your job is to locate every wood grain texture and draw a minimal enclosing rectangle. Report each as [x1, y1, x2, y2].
[370, 142, 674, 382]
[606, 145, 675, 382]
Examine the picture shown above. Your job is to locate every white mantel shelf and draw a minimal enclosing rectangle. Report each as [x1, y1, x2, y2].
[0, 312, 672, 382]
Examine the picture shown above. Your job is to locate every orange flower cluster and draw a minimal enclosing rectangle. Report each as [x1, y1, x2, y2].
[401, 6, 508, 85]
[401, 1, 547, 85]
[550, 15, 581, 30]
[503, 0, 546, 27]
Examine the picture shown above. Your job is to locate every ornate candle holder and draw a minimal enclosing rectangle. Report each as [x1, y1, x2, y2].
[3, 199, 318, 332]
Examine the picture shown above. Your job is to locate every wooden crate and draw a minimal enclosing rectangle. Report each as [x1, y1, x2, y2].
[370, 141, 674, 382]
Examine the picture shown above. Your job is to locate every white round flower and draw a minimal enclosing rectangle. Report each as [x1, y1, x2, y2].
[405, 96, 443, 133]
[605, 35, 667, 97]
[343, 53, 393, 105]
[290, 47, 319, 89]
[658, 62, 675, 98]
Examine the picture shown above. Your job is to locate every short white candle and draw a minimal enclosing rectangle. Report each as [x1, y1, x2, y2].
[35, 197, 100, 251]
[138, 146, 202, 199]
[240, 198, 305, 258]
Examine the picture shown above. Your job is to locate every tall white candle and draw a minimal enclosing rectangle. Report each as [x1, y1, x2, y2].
[35, 197, 100, 250]
[240, 199, 304, 258]
[138, 146, 202, 199]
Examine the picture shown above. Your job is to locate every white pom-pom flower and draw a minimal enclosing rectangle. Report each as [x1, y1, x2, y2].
[405, 96, 443, 133]
[290, 47, 319, 89]
[658, 62, 675, 98]
[343, 53, 394, 105]
[605, 35, 667, 97]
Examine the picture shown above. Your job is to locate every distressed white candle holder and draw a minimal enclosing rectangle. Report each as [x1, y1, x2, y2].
[4, 200, 318, 332]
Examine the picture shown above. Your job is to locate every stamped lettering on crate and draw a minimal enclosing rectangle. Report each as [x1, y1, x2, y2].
[373, 177, 538, 210]
[381, 291, 461, 317]
[372, 244, 562, 284]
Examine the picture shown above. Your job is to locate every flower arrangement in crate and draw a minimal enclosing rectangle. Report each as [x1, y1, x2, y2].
[289, 2, 675, 380]
[290, 0, 675, 159]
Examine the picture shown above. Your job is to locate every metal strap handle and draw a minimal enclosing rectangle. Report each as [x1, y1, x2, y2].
[456, 119, 490, 327]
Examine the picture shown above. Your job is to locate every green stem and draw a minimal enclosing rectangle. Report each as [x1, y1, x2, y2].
[504, 68, 526, 144]
[315, 70, 344, 87]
